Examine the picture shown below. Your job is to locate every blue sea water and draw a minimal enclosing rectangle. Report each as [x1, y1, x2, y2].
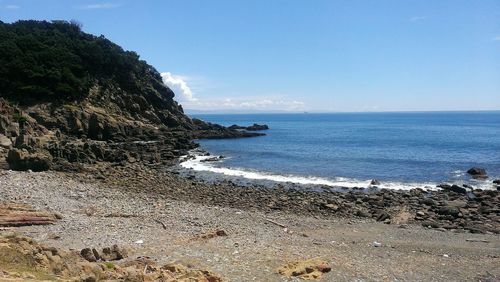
[185, 112, 500, 190]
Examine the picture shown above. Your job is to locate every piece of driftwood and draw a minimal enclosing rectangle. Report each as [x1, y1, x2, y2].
[0, 203, 58, 227]
[154, 219, 167, 230]
[264, 218, 286, 228]
[465, 238, 490, 243]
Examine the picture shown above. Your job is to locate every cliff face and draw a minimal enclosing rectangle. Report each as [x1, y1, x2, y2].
[0, 20, 262, 171]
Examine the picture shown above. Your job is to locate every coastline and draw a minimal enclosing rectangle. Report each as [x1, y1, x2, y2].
[1, 164, 499, 281]
[178, 149, 499, 191]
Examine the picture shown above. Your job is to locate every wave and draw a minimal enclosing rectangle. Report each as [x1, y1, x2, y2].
[179, 154, 445, 191]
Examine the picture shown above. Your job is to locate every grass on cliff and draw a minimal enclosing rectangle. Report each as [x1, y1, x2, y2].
[0, 245, 56, 280]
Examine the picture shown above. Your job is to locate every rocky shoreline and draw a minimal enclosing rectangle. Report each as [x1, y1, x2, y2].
[56, 157, 498, 236]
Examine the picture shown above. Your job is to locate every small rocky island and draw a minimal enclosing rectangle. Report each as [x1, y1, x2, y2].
[0, 21, 499, 281]
[228, 123, 269, 131]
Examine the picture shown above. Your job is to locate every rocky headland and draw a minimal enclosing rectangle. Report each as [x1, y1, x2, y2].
[0, 20, 263, 173]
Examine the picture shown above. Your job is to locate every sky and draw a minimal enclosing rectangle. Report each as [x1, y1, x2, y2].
[1, 0, 499, 113]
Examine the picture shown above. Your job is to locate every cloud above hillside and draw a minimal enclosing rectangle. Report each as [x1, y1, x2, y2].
[161, 71, 305, 112]
[161, 72, 197, 102]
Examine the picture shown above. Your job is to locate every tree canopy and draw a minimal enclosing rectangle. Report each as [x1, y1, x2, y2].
[0, 20, 168, 104]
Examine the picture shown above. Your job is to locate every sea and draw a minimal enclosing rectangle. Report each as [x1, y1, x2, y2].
[180, 112, 500, 190]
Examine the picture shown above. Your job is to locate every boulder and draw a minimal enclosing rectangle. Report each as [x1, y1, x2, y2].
[439, 184, 467, 194]
[493, 179, 500, 185]
[437, 183, 451, 189]
[375, 210, 391, 222]
[370, 179, 381, 186]
[467, 167, 487, 178]
[419, 198, 437, 207]
[80, 248, 97, 262]
[100, 245, 127, 261]
[246, 123, 269, 131]
[81, 245, 128, 262]
[447, 184, 467, 194]
[6, 148, 53, 171]
[437, 206, 460, 218]
[0, 134, 12, 148]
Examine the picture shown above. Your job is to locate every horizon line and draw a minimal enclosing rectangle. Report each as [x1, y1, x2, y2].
[185, 109, 500, 115]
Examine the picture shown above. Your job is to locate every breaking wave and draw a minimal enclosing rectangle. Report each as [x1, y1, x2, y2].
[179, 154, 444, 191]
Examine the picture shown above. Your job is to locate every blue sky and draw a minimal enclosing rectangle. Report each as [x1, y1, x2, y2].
[1, 0, 499, 112]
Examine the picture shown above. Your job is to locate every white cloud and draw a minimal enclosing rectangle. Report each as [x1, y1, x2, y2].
[409, 16, 426, 22]
[161, 72, 197, 102]
[4, 5, 20, 9]
[77, 3, 121, 10]
[182, 96, 306, 112]
[493, 36, 500, 41]
[160, 71, 305, 112]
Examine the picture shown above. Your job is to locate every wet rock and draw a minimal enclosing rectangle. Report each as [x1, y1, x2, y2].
[467, 167, 487, 178]
[200, 156, 223, 162]
[437, 183, 451, 189]
[370, 179, 381, 186]
[493, 179, 500, 184]
[441, 184, 467, 194]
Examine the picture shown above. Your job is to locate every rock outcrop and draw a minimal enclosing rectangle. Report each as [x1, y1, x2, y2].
[0, 20, 264, 171]
[0, 234, 222, 281]
[467, 167, 487, 178]
[228, 123, 270, 131]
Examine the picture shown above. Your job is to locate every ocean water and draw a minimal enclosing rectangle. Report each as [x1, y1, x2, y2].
[182, 112, 500, 190]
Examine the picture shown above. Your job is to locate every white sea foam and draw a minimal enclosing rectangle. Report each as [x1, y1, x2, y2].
[180, 154, 443, 191]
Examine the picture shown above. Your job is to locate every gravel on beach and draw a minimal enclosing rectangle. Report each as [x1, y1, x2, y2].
[1, 167, 499, 281]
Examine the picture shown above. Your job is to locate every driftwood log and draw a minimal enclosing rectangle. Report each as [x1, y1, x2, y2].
[0, 203, 59, 227]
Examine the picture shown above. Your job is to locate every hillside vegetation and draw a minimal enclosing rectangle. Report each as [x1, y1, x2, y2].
[0, 20, 169, 104]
